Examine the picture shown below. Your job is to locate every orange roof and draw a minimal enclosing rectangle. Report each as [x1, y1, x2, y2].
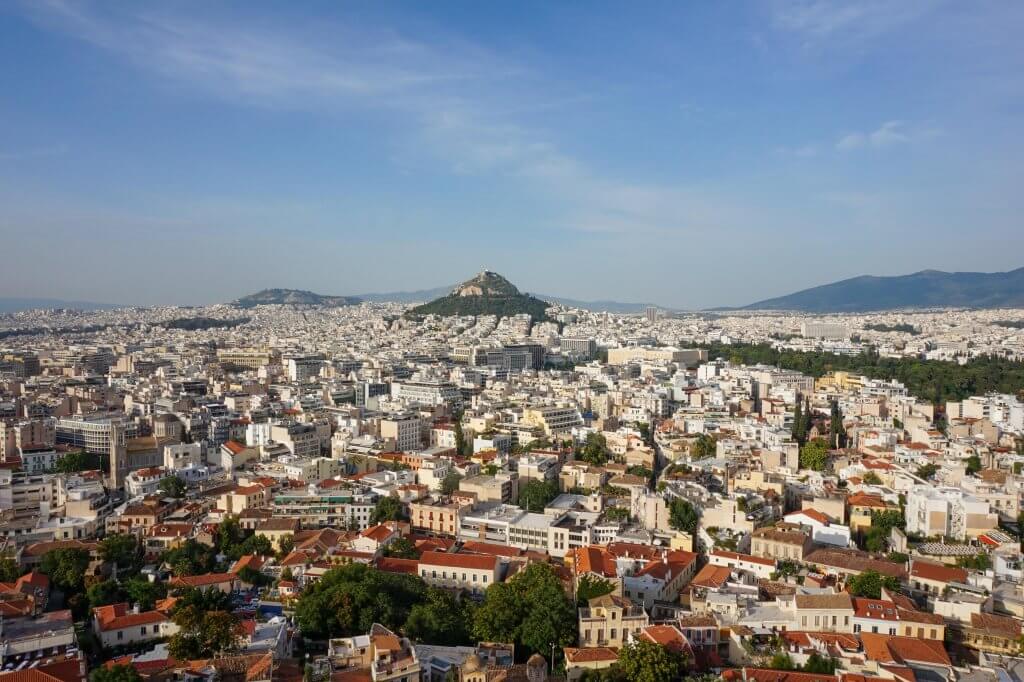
[640, 624, 687, 652]
[359, 524, 396, 543]
[563, 647, 618, 664]
[860, 632, 951, 666]
[419, 551, 497, 571]
[786, 508, 832, 525]
[909, 560, 967, 584]
[691, 564, 732, 590]
[93, 603, 171, 632]
[573, 546, 617, 578]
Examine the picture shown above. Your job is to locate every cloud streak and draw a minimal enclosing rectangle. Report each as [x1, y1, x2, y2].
[835, 121, 940, 151]
[17, 0, 751, 239]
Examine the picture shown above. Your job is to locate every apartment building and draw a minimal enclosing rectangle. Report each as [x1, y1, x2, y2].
[905, 485, 998, 540]
[408, 498, 466, 537]
[380, 414, 422, 452]
[578, 594, 649, 649]
[522, 405, 583, 435]
[418, 551, 498, 597]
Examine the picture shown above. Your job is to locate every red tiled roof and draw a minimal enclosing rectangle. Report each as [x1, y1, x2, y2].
[419, 551, 497, 572]
[909, 560, 967, 584]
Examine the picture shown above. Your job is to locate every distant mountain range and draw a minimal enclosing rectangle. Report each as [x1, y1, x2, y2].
[405, 271, 553, 320]
[0, 297, 122, 313]
[734, 267, 1024, 312]
[232, 288, 361, 308]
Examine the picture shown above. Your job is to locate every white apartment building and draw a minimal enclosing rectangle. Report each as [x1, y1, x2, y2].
[905, 485, 999, 540]
[164, 442, 202, 470]
[381, 415, 422, 452]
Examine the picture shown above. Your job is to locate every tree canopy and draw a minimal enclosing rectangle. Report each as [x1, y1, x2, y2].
[518, 479, 559, 513]
[690, 434, 716, 460]
[158, 475, 187, 499]
[404, 588, 475, 646]
[799, 439, 829, 471]
[669, 499, 699, 534]
[369, 496, 405, 525]
[40, 547, 91, 593]
[576, 574, 617, 605]
[699, 342, 1024, 405]
[577, 432, 611, 467]
[846, 570, 900, 599]
[618, 640, 685, 682]
[295, 563, 428, 639]
[472, 562, 576, 659]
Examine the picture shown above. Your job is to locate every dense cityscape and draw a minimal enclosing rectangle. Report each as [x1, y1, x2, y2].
[0, 270, 1022, 682]
[4, 1, 1024, 681]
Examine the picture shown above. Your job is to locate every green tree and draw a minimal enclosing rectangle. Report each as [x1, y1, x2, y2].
[956, 553, 992, 571]
[369, 496, 405, 524]
[802, 653, 838, 674]
[472, 563, 576, 659]
[382, 537, 419, 559]
[404, 588, 475, 646]
[440, 471, 463, 496]
[53, 450, 99, 474]
[915, 463, 939, 479]
[799, 439, 829, 471]
[768, 652, 796, 670]
[575, 575, 616, 605]
[846, 570, 900, 599]
[238, 565, 271, 587]
[277, 534, 295, 557]
[89, 664, 143, 682]
[217, 517, 246, 553]
[40, 547, 91, 593]
[863, 471, 882, 485]
[690, 434, 716, 460]
[295, 563, 428, 639]
[829, 401, 847, 449]
[172, 586, 233, 612]
[124, 577, 167, 611]
[577, 432, 611, 467]
[87, 580, 127, 608]
[965, 455, 982, 475]
[791, 401, 806, 445]
[518, 479, 559, 513]
[0, 556, 21, 582]
[99, 534, 142, 575]
[162, 539, 217, 577]
[168, 605, 240, 660]
[158, 475, 187, 499]
[618, 640, 685, 682]
[669, 499, 699, 534]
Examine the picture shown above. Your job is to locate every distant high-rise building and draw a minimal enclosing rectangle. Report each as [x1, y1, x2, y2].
[644, 306, 659, 322]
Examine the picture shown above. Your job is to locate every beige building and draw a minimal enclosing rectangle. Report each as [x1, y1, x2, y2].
[409, 498, 468, 537]
[795, 592, 854, 632]
[578, 594, 649, 649]
[418, 551, 498, 597]
[606, 347, 707, 366]
[750, 525, 813, 562]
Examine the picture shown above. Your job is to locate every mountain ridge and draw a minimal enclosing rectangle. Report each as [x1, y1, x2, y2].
[732, 267, 1024, 312]
[232, 288, 361, 308]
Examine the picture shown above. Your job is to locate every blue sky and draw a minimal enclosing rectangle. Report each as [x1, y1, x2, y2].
[1, 1, 1022, 308]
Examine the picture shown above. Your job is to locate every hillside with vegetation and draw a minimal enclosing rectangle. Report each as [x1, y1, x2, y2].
[405, 271, 553, 320]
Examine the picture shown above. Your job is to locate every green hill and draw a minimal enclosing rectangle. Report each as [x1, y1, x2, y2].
[405, 271, 553, 320]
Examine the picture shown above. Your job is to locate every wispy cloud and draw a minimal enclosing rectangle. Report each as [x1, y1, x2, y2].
[768, 0, 938, 45]
[835, 120, 941, 151]
[17, 0, 746, 238]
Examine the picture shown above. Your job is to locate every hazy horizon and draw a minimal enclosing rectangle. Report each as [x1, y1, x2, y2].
[2, 2, 1023, 308]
